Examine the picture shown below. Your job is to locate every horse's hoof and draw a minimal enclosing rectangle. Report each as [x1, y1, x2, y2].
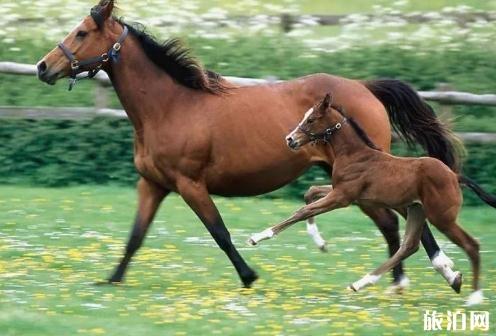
[466, 290, 484, 306]
[95, 279, 121, 286]
[246, 238, 257, 246]
[242, 271, 259, 288]
[319, 244, 328, 253]
[450, 272, 463, 294]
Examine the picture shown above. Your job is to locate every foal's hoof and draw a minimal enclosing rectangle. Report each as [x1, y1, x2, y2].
[346, 284, 357, 292]
[246, 238, 257, 246]
[385, 275, 410, 294]
[466, 290, 484, 306]
[450, 272, 463, 294]
[319, 244, 328, 253]
[242, 271, 259, 288]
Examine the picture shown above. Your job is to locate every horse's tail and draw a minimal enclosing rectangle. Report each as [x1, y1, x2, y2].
[459, 176, 496, 208]
[364, 79, 464, 173]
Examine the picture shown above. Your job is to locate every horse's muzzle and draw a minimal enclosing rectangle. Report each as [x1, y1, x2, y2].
[37, 61, 58, 85]
[286, 136, 300, 150]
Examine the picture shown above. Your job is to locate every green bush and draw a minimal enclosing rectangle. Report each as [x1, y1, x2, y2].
[0, 118, 494, 206]
[0, 118, 136, 187]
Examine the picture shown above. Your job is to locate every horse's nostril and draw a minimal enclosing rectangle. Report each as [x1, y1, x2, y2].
[37, 61, 47, 75]
[287, 137, 296, 148]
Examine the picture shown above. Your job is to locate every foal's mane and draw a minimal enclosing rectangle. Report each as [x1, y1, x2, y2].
[115, 19, 227, 94]
[334, 106, 381, 151]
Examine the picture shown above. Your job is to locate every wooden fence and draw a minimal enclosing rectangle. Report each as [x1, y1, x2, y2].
[1, 61, 496, 143]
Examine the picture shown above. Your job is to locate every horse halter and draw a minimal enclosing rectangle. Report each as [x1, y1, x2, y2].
[299, 117, 348, 144]
[57, 25, 128, 91]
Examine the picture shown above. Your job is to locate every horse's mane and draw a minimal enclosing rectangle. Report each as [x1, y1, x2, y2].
[115, 19, 227, 94]
[334, 106, 381, 151]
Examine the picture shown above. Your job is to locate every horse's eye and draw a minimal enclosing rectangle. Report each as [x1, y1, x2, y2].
[76, 30, 88, 39]
[307, 118, 314, 124]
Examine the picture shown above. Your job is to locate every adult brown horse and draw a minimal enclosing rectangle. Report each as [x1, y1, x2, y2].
[36, 0, 461, 289]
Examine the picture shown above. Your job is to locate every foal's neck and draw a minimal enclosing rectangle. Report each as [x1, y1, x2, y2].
[106, 30, 183, 133]
[327, 121, 374, 159]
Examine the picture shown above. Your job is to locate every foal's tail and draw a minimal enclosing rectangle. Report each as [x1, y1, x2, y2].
[364, 79, 464, 173]
[459, 175, 496, 208]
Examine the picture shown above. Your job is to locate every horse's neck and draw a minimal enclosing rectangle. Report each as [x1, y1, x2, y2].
[328, 123, 372, 159]
[106, 35, 181, 133]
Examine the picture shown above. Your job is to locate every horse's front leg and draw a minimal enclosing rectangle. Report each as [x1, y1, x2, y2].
[107, 178, 169, 283]
[176, 177, 258, 288]
[248, 189, 350, 245]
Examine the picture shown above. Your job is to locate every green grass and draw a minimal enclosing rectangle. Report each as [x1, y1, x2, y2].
[0, 185, 494, 335]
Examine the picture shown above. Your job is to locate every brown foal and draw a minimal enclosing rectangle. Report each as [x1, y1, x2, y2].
[37, 0, 462, 289]
[250, 94, 496, 305]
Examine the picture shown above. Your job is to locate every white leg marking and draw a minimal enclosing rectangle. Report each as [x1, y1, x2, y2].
[350, 273, 381, 291]
[306, 221, 326, 249]
[466, 290, 484, 306]
[432, 251, 458, 285]
[248, 228, 274, 245]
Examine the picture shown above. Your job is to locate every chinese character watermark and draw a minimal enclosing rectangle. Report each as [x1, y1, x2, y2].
[424, 310, 443, 331]
[424, 310, 489, 332]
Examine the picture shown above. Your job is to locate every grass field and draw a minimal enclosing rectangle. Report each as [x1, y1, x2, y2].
[0, 185, 494, 335]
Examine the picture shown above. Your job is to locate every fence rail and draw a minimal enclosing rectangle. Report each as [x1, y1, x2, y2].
[1, 61, 496, 143]
[2, 62, 496, 105]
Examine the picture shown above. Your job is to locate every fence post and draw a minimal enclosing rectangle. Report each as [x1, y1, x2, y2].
[435, 82, 454, 120]
[280, 13, 294, 33]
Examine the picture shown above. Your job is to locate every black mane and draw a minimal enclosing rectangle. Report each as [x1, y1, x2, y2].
[117, 19, 227, 94]
[335, 106, 381, 151]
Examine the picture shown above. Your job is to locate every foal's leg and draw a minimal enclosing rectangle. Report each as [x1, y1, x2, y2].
[350, 203, 425, 291]
[177, 178, 258, 288]
[107, 178, 169, 283]
[358, 206, 407, 289]
[304, 185, 333, 252]
[437, 223, 482, 305]
[249, 189, 349, 245]
[396, 208, 461, 293]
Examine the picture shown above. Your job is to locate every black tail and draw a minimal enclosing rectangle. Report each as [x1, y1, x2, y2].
[365, 79, 464, 173]
[459, 176, 496, 208]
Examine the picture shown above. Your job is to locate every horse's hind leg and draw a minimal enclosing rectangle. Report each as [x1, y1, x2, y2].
[436, 223, 482, 305]
[304, 185, 333, 252]
[350, 203, 425, 291]
[359, 206, 408, 290]
[396, 208, 460, 292]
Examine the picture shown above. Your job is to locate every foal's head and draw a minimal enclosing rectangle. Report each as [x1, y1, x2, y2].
[286, 93, 345, 150]
[37, 0, 120, 85]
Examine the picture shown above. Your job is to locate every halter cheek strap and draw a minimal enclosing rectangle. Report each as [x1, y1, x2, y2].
[57, 25, 128, 91]
[299, 117, 348, 144]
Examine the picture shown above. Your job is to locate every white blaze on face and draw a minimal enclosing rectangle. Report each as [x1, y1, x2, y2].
[287, 108, 313, 139]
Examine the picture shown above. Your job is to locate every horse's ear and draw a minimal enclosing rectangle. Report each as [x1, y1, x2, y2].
[99, 0, 115, 20]
[322, 93, 332, 109]
[91, 0, 114, 28]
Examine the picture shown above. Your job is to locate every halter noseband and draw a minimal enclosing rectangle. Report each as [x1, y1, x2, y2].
[298, 117, 347, 144]
[57, 25, 128, 91]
